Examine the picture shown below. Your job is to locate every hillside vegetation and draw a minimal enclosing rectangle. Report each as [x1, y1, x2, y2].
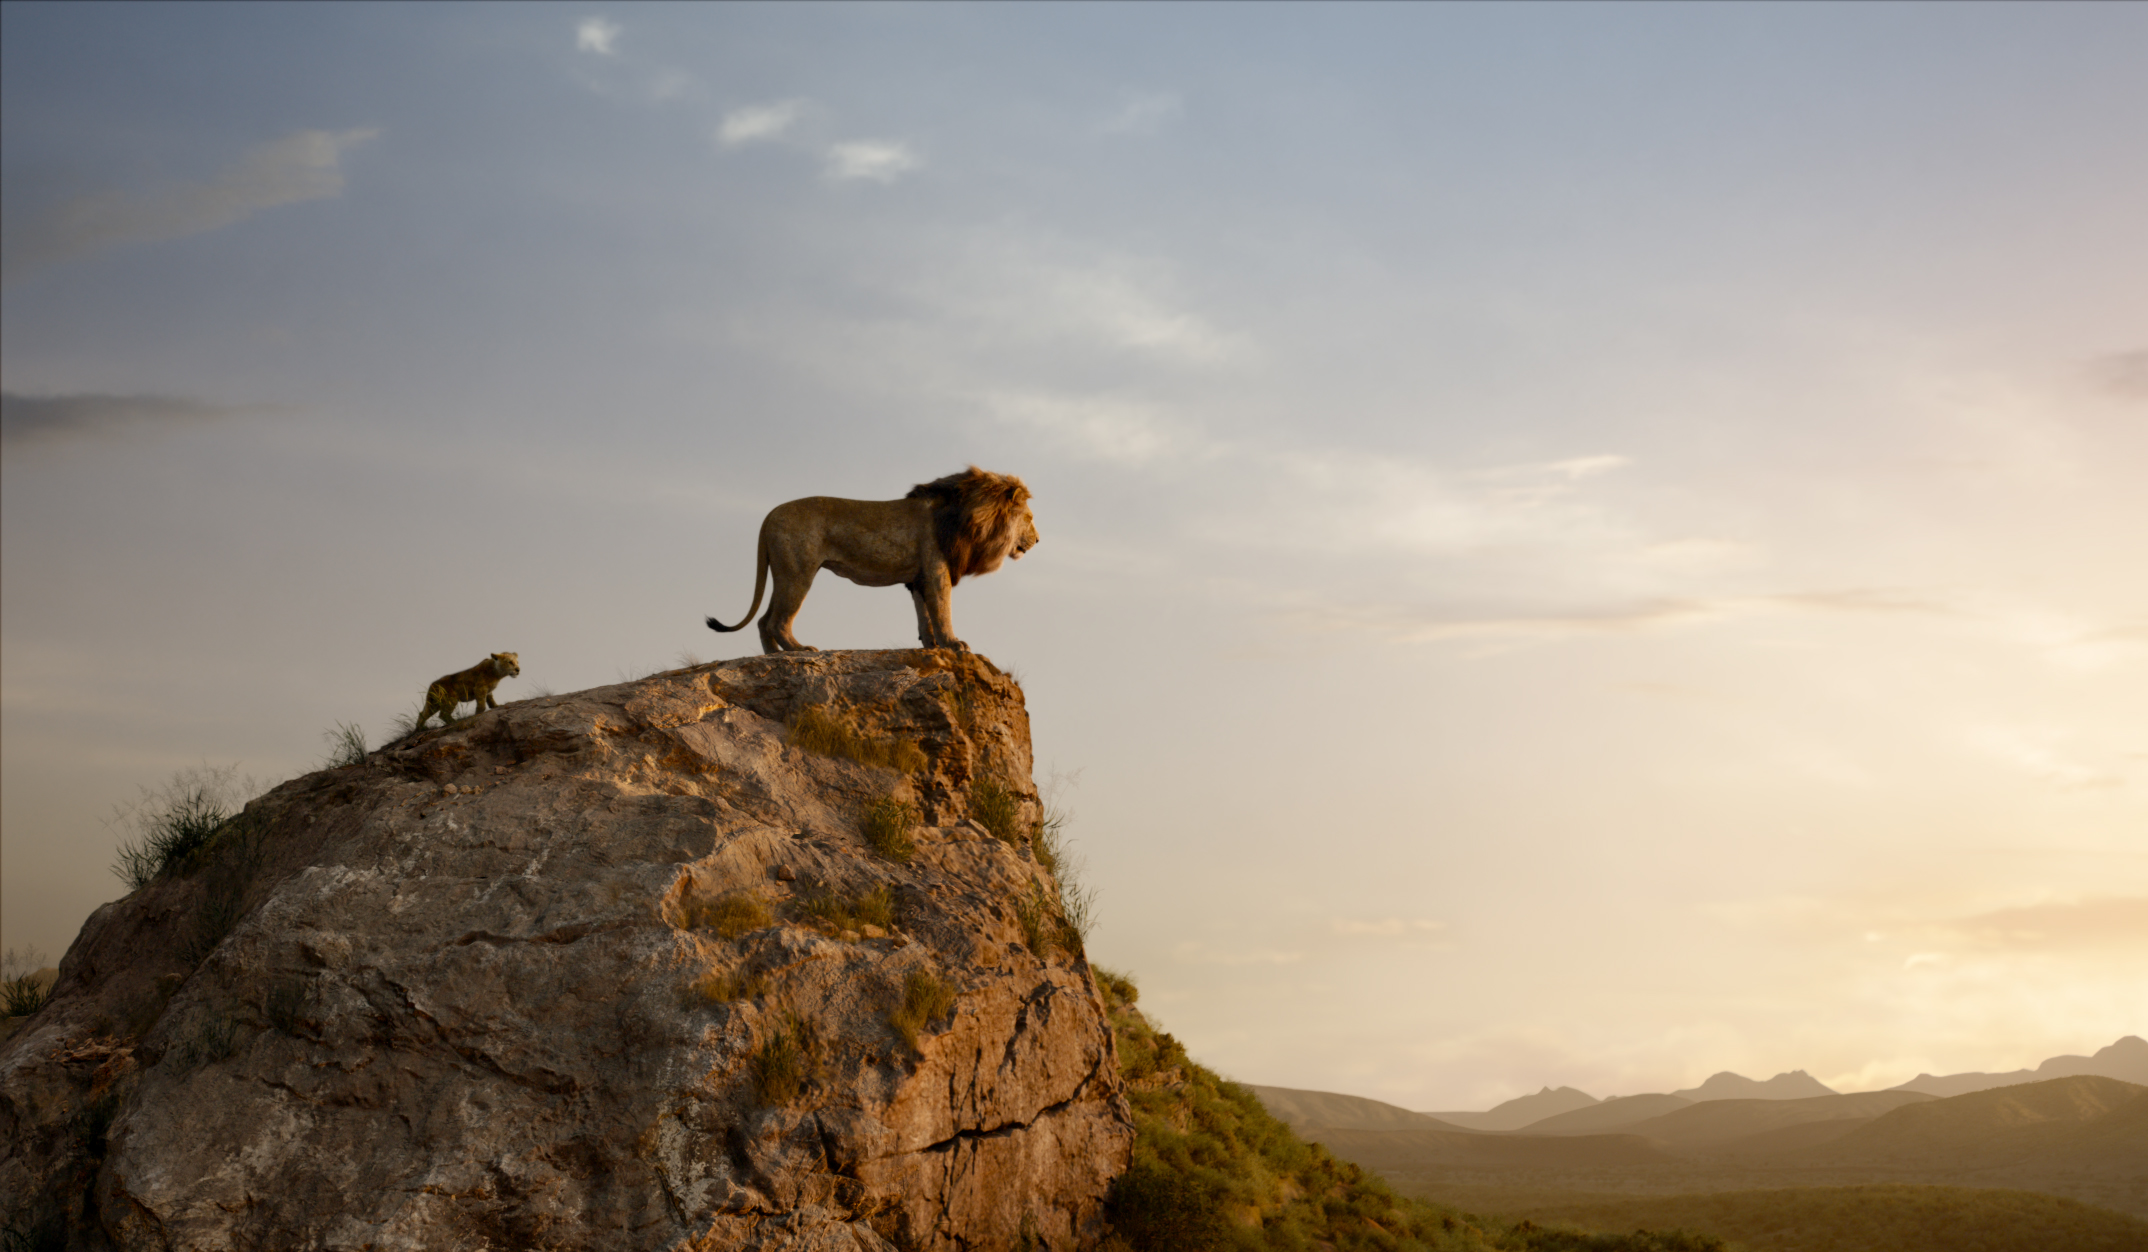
[1095, 970, 1726, 1252]
[1392, 1183, 2148, 1252]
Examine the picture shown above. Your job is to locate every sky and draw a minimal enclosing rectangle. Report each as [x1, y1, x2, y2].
[3, 1, 2143, 1110]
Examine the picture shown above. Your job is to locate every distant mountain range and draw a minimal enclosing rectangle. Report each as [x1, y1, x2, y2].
[1409, 1035, 2147, 1132]
[1887, 1034, 2148, 1097]
[1249, 1071, 2148, 1219]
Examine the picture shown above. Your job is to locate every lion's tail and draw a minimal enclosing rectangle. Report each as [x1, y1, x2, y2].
[706, 527, 770, 634]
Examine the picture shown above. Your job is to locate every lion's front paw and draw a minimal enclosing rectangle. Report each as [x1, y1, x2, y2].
[941, 639, 971, 653]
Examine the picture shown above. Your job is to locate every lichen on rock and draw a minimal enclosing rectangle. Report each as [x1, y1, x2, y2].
[0, 649, 1132, 1251]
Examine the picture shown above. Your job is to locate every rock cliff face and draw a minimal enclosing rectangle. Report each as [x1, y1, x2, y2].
[1, 650, 1132, 1251]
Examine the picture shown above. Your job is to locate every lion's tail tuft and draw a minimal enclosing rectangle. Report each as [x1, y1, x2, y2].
[709, 525, 772, 634]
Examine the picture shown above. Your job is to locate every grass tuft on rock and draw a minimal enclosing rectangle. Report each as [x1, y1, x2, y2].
[787, 704, 928, 774]
[752, 1014, 824, 1105]
[682, 892, 773, 939]
[683, 966, 767, 1007]
[795, 884, 897, 937]
[321, 721, 368, 768]
[967, 775, 1023, 844]
[110, 768, 245, 891]
[2, 946, 51, 1018]
[859, 794, 918, 863]
[888, 968, 957, 1054]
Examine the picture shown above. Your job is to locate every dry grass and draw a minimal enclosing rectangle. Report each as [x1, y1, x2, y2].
[859, 794, 918, 862]
[752, 1014, 823, 1105]
[795, 884, 897, 937]
[680, 892, 773, 939]
[888, 968, 958, 1054]
[788, 704, 928, 774]
[320, 722, 368, 768]
[968, 775, 1024, 844]
[683, 966, 768, 1007]
[1014, 882, 1065, 959]
[1031, 786, 1096, 948]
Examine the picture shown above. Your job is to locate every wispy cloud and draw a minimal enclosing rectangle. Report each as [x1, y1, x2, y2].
[0, 392, 253, 444]
[1296, 586, 1963, 647]
[718, 100, 805, 147]
[2089, 349, 2148, 400]
[1173, 940, 1305, 966]
[1332, 918, 1456, 947]
[2, 129, 377, 284]
[1101, 91, 1183, 136]
[824, 141, 921, 184]
[575, 16, 620, 56]
[1949, 896, 2148, 948]
[1970, 725, 2125, 791]
[983, 392, 1197, 467]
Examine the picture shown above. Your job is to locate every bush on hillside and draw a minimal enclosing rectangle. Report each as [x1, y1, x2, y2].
[110, 765, 251, 890]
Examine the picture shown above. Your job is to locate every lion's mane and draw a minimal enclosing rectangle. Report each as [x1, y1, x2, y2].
[907, 466, 1034, 585]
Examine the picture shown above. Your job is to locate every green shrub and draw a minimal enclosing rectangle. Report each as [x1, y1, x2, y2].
[888, 968, 957, 1053]
[1093, 966, 1139, 1010]
[860, 795, 918, 863]
[752, 1014, 823, 1105]
[1105, 1160, 1237, 1252]
[968, 775, 1023, 843]
[788, 704, 928, 773]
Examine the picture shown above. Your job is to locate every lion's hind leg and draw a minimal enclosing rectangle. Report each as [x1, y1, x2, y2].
[759, 565, 820, 653]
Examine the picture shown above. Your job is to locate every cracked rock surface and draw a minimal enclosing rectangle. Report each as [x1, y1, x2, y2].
[0, 650, 1133, 1251]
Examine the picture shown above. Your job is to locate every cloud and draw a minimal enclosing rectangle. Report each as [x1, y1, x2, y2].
[984, 392, 1196, 467]
[2, 129, 377, 284]
[1331, 918, 1455, 946]
[1970, 725, 2125, 791]
[1529, 455, 1630, 481]
[2090, 349, 2148, 400]
[1173, 940, 1304, 966]
[824, 141, 921, 184]
[1296, 584, 1968, 647]
[1, 392, 249, 444]
[1949, 897, 2148, 949]
[1101, 91, 1184, 136]
[576, 16, 620, 55]
[718, 100, 806, 147]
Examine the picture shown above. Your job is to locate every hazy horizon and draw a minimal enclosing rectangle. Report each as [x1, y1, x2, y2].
[4, 1, 2143, 1110]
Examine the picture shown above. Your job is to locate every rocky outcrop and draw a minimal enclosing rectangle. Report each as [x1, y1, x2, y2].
[1, 650, 1132, 1251]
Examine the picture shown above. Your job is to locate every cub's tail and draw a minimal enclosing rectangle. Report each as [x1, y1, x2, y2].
[707, 527, 771, 634]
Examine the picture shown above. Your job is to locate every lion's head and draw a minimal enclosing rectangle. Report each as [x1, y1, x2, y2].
[909, 467, 1038, 585]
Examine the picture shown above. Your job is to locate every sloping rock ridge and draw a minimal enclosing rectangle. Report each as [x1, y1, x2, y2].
[1, 650, 1133, 1251]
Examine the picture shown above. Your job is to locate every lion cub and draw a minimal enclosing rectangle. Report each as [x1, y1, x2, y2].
[415, 652, 520, 729]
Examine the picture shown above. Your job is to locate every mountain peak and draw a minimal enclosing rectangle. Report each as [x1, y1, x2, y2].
[1672, 1069, 1839, 1102]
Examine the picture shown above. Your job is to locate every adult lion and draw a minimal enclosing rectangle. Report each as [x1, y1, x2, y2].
[706, 467, 1038, 654]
